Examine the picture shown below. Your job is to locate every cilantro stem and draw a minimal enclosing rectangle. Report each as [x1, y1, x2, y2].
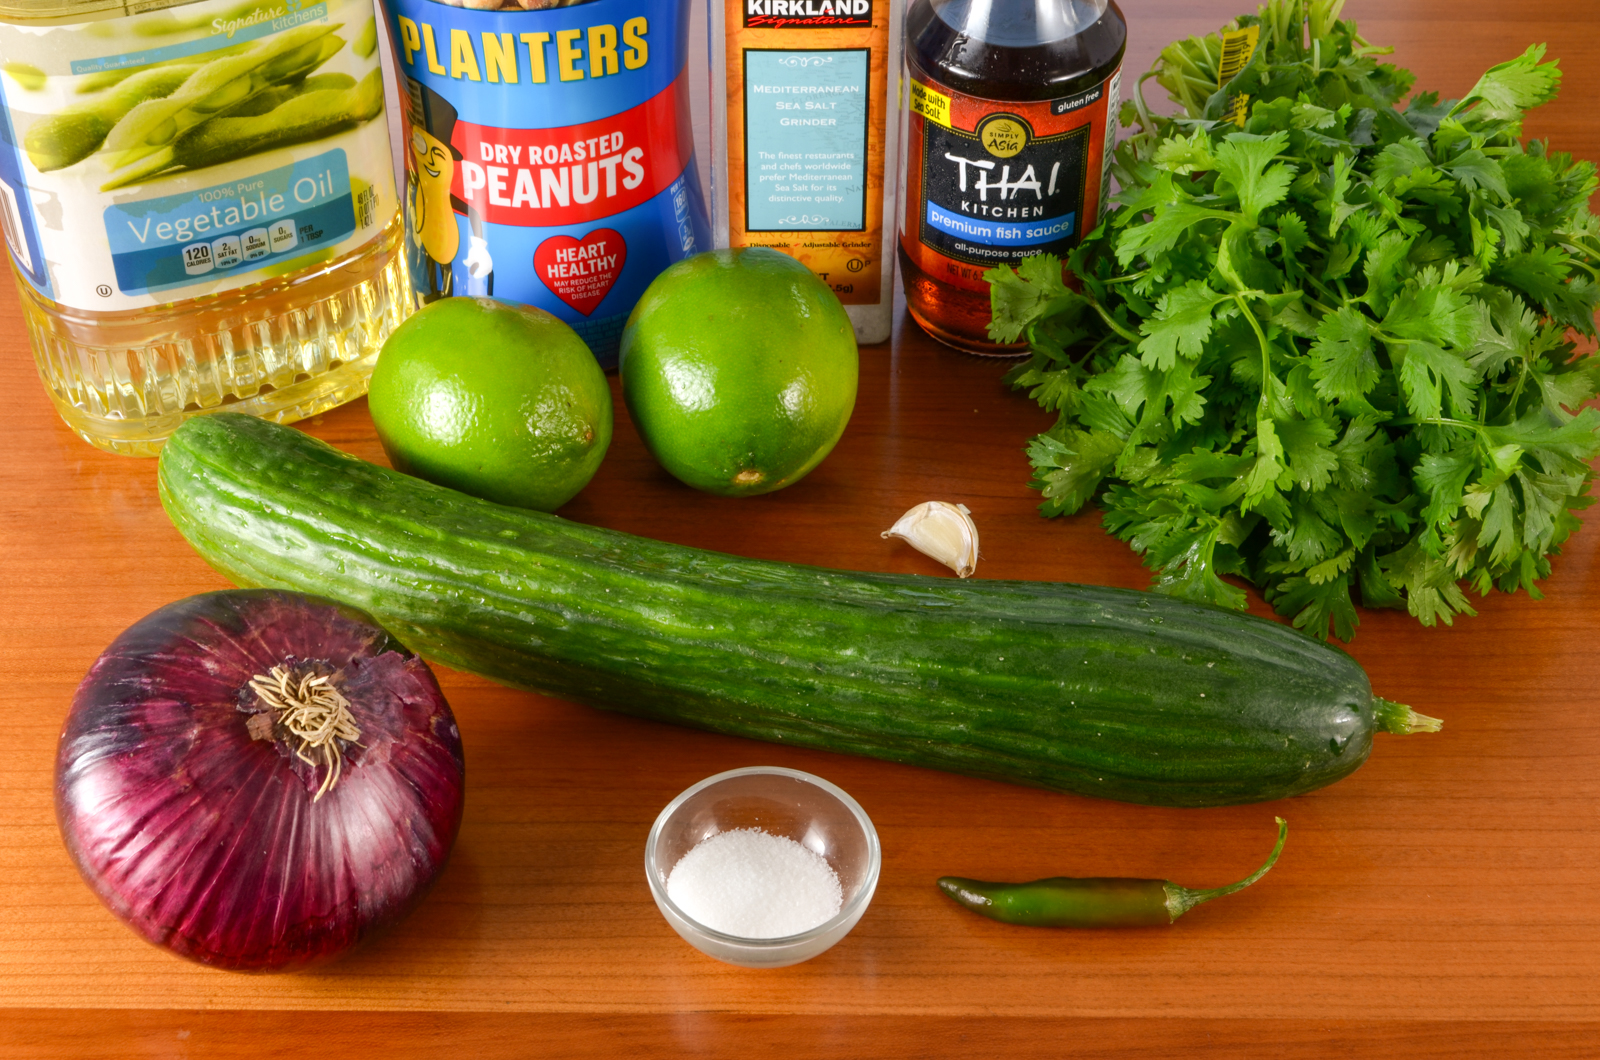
[1311, 0, 1345, 43]
[1081, 333, 1118, 366]
[1554, 231, 1600, 257]
[1234, 293, 1277, 410]
[1506, 364, 1529, 415]
[1552, 243, 1600, 282]
[1133, 70, 1160, 131]
[1167, 47, 1212, 80]
[1092, 300, 1142, 343]
[1102, 271, 1152, 286]
[1390, 416, 1480, 431]
[1302, 273, 1342, 307]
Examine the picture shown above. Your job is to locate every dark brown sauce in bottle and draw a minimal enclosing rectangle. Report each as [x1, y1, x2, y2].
[898, 0, 1127, 354]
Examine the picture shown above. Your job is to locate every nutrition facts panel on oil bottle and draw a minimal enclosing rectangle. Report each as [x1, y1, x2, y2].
[104, 150, 355, 294]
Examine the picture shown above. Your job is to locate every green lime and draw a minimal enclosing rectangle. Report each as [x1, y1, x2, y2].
[618, 248, 858, 497]
[368, 297, 612, 511]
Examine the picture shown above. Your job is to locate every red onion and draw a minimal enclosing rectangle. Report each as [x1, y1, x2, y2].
[56, 590, 465, 972]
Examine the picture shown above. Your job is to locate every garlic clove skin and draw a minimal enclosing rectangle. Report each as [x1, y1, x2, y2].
[882, 501, 979, 578]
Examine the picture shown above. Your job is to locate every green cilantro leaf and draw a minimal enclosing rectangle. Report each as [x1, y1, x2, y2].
[1138, 280, 1229, 369]
[1277, 416, 1341, 491]
[996, 3, 1600, 641]
[1242, 417, 1287, 509]
[1396, 341, 1477, 420]
[1444, 149, 1510, 200]
[1152, 129, 1217, 175]
[1268, 573, 1361, 641]
[1117, 200, 1234, 267]
[986, 256, 1074, 343]
[1371, 140, 1432, 192]
[1450, 43, 1562, 122]
[1212, 131, 1296, 222]
[1026, 429, 1126, 516]
[1309, 304, 1381, 401]
[1380, 540, 1477, 626]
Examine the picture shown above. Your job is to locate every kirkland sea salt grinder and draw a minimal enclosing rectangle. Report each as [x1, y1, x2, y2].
[897, 0, 1126, 354]
[710, 0, 904, 344]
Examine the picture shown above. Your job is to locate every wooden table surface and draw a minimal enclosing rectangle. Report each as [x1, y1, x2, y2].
[4, 2, 1599, 1055]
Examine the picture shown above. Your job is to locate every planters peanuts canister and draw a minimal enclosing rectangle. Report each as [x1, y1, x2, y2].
[386, 0, 710, 366]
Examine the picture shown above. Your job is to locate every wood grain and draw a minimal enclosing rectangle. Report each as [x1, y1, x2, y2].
[2, 1, 1598, 1054]
[6, 1012, 1600, 1059]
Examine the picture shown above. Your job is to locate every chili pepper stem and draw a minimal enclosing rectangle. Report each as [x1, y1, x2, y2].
[1373, 697, 1443, 734]
[1163, 817, 1288, 921]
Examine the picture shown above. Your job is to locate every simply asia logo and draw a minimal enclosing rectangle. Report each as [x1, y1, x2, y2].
[745, 0, 872, 29]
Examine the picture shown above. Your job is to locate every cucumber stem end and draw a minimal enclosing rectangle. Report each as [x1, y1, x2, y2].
[1374, 697, 1442, 734]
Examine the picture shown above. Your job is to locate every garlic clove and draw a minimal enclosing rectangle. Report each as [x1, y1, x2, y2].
[881, 501, 979, 578]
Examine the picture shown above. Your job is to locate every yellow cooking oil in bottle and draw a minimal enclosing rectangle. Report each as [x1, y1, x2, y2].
[0, 0, 410, 454]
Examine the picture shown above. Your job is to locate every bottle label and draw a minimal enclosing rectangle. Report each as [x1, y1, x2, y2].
[900, 65, 1119, 294]
[721, 0, 891, 306]
[741, 50, 868, 234]
[0, 0, 399, 313]
[389, 0, 711, 366]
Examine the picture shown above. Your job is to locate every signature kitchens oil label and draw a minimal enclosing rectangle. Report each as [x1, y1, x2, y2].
[387, 0, 710, 366]
[0, 0, 396, 312]
[900, 67, 1119, 294]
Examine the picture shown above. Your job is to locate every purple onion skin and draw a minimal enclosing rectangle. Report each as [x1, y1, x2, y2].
[56, 590, 465, 972]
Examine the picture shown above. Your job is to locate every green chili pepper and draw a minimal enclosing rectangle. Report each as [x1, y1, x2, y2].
[938, 817, 1287, 928]
[24, 64, 200, 171]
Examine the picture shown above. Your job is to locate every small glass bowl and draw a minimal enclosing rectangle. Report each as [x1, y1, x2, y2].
[645, 766, 881, 968]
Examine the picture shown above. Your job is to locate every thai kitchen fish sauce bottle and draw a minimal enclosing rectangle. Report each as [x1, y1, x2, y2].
[0, 0, 409, 455]
[897, 0, 1125, 354]
[386, 0, 710, 368]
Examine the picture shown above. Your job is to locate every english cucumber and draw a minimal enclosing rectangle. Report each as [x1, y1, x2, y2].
[157, 414, 1438, 807]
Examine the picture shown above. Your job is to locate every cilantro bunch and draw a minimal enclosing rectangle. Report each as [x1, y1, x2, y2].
[990, 0, 1600, 641]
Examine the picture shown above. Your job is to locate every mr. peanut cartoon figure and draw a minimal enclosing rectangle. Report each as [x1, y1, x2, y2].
[404, 79, 493, 300]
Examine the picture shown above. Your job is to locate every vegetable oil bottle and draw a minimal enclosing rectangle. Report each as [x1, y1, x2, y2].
[0, 0, 408, 455]
[897, 0, 1124, 354]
